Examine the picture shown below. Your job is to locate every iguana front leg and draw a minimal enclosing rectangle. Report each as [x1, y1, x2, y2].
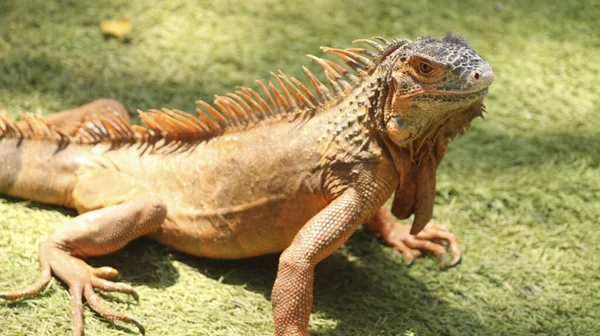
[365, 206, 461, 269]
[1, 196, 166, 336]
[273, 185, 390, 336]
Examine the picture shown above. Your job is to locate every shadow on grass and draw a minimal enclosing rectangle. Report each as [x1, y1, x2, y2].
[2, 197, 488, 334]
[1, 194, 491, 335]
[87, 230, 493, 336]
[89, 239, 180, 289]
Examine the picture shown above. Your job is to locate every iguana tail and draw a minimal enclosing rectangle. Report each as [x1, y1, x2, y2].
[0, 112, 81, 206]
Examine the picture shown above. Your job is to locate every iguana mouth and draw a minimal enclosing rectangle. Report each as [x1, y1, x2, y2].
[428, 87, 489, 97]
[400, 87, 489, 102]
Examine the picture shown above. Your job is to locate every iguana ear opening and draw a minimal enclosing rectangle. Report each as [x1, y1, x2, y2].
[386, 115, 419, 145]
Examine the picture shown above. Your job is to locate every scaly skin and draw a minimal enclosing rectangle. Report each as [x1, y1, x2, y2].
[0, 35, 493, 336]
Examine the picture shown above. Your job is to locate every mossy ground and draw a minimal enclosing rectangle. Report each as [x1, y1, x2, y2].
[1, 0, 599, 335]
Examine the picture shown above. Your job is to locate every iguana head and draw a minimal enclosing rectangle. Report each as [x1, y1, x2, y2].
[374, 35, 494, 147]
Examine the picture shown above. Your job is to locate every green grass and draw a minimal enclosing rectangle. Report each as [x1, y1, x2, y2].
[1, 0, 599, 335]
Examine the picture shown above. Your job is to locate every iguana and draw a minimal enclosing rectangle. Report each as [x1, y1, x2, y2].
[0, 35, 493, 336]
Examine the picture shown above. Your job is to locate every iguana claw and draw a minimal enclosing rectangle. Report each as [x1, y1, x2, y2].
[439, 253, 462, 270]
[400, 223, 462, 269]
[133, 318, 146, 335]
[0, 243, 145, 336]
[367, 208, 462, 269]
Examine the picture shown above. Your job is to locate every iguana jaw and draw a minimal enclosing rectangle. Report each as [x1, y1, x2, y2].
[382, 88, 490, 150]
[426, 86, 490, 97]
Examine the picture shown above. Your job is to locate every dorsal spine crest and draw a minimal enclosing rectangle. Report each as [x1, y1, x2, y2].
[0, 37, 404, 152]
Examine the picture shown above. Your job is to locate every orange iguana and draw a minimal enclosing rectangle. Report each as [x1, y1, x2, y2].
[0, 35, 494, 336]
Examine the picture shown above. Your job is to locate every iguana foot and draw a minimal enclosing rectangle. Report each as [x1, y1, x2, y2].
[366, 207, 461, 269]
[1, 242, 144, 335]
[1, 197, 165, 336]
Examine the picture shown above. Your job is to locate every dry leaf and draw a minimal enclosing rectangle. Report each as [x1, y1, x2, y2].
[101, 16, 132, 42]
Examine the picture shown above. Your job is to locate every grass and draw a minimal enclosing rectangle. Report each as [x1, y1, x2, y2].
[1, 0, 599, 335]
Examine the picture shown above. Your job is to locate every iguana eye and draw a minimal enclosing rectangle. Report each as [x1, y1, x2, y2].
[418, 61, 434, 75]
[408, 58, 442, 82]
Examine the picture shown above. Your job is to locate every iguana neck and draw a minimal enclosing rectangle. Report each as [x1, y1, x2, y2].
[316, 76, 387, 166]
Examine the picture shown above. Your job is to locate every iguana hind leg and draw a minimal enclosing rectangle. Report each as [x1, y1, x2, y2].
[15, 99, 130, 135]
[365, 206, 461, 269]
[0, 196, 166, 336]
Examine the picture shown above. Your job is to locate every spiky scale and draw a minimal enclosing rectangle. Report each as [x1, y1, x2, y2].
[96, 114, 122, 139]
[244, 86, 272, 117]
[324, 71, 343, 95]
[290, 77, 319, 107]
[138, 111, 162, 136]
[160, 109, 196, 140]
[155, 110, 183, 135]
[272, 71, 298, 111]
[346, 47, 378, 59]
[220, 96, 248, 123]
[196, 100, 230, 128]
[214, 96, 241, 125]
[322, 50, 367, 74]
[109, 110, 136, 139]
[195, 108, 220, 135]
[373, 36, 390, 45]
[235, 87, 267, 119]
[236, 90, 264, 120]
[306, 56, 340, 92]
[255, 80, 277, 116]
[76, 127, 97, 143]
[268, 81, 289, 112]
[18, 113, 37, 139]
[171, 109, 210, 136]
[131, 124, 148, 139]
[321, 47, 371, 67]
[80, 117, 110, 141]
[148, 110, 179, 138]
[279, 73, 315, 110]
[323, 58, 359, 83]
[162, 109, 204, 136]
[302, 66, 332, 102]
[353, 38, 385, 51]
[170, 109, 209, 139]
[322, 47, 373, 73]
[306, 54, 350, 90]
[225, 94, 254, 122]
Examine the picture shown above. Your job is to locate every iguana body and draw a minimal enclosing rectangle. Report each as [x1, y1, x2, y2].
[0, 35, 493, 336]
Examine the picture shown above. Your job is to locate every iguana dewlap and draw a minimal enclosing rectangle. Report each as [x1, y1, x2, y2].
[0, 35, 493, 336]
